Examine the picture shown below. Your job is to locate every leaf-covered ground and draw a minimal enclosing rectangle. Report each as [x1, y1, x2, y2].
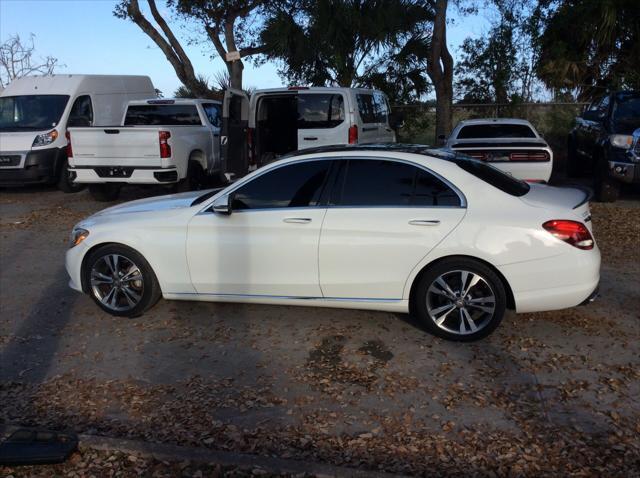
[1, 187, 639, 477]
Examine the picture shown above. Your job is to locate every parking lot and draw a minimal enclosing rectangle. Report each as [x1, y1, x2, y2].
[1, 185, 639, 476]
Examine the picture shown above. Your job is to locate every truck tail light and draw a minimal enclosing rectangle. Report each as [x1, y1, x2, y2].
[159, 131, 171, 159]
[348, 125, 358, 144]
[65, 131, 73, 158]
[543, 220, 594, 250]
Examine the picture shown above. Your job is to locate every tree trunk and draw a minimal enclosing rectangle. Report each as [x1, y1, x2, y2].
[426, 0, 453, 144]
[227, 59, 244, 90]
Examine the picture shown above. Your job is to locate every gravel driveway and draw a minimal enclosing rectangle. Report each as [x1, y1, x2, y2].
[1, 185, 639, 477]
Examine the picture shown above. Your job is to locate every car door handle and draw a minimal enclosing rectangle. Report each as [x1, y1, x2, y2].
[408, 219, 441, 226]
[283, 217, 312, 224]
[303, 136, 318, 141]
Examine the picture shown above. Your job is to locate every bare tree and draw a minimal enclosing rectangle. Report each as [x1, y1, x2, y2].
[426, 0, 454, 142]
[0, 34, 61, 88]
[115, 0, 269, 93]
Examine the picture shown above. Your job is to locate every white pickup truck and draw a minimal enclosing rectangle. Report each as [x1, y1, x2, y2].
[67, 98, 222, 201]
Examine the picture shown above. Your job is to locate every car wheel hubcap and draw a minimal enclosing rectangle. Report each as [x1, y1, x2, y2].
[426, 270, 495, 335]
[90, 254, 144, 312]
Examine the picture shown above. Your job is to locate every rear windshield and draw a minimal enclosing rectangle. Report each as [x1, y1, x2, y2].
[356, 92, 389, 124]
[452, 155, 530, 196]
[298, 94, 344, 129]
[457, 124, 536, 139]
[124, 104, 201, 126]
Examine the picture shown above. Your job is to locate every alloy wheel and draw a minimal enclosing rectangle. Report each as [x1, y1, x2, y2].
[426, 270, 496, 336]
[90, 254, 144, 312]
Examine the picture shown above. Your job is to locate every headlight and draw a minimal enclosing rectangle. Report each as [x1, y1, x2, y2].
[609, 134, 633, 149]
[32, 129, 59, 147]
[70, 228, 89, 247]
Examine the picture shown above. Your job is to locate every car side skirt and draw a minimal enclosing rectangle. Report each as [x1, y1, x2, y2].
[162, 292, 409, 313]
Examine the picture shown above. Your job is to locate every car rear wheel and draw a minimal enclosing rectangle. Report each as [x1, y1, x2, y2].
[83, 244, 161, 317]
[413, 258, 507, 341]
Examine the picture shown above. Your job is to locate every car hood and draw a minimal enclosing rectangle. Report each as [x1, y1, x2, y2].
[0, 131, 39, 151]
[93, 190, 211, 217]
[612, 119, 640, 134]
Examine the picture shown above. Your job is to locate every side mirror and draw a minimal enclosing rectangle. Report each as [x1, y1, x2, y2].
[437, 134, 447, 146]
[211, 194, 232, 215]
[583, 110, 604, 122]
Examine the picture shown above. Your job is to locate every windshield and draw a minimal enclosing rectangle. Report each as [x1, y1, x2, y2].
[451, 154, 530, 196]
[0, 95, 70, 132]
[612, 94, 640, 121]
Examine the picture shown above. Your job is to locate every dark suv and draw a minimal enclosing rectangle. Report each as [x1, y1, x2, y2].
[567, 91, 640, 202]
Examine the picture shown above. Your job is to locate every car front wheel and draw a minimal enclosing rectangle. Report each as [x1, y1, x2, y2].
[413, 258, 507, 341]
[83, 244, 162, 317]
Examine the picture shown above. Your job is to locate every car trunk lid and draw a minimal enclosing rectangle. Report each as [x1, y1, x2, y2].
[520, 183, 593, 230]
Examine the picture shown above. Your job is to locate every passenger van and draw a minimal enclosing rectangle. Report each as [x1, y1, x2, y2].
[221, 87, 399, 178]
[0, 74, 156, 191]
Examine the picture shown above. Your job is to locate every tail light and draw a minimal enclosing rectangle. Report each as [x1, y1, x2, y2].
[348, 125, 358, 144]
[510, 151, 549, 161]
[159, 131, 171, 158]
[65, 131, 73, 158]
[543, 220, 594, 250]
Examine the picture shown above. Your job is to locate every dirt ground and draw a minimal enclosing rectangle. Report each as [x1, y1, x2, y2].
[1, 184, 639, 477]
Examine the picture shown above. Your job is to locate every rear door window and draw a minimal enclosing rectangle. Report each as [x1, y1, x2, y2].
[336, 159, 461, 207]
[373, 91, 389, 124]
[297, 94, 344, 129]
[457, 124, 536, 139]
[356, 94, 377, 124]
[124, 104, 202, 126]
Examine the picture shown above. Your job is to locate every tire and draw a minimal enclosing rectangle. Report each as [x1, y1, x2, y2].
[175, 160, 206, 193]
[566, 136, 581, 178]
[57, 159, 85, 193]
[412, 257, 507, 342]
[83, 244, 162, 317]
[594, 156, 620, 203]
[89, 184, 121, 202]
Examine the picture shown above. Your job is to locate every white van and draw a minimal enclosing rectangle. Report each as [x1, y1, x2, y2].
[221, 87, 399, 178]
[0, 74, 156, 191]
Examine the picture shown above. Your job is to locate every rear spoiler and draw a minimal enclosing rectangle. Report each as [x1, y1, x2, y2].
[572, 186, 593, 209]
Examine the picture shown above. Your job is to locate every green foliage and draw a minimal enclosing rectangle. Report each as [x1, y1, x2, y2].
[533, 0, 640, 100]
[455, 0, 536, 104]
[261, 0, 433, 96]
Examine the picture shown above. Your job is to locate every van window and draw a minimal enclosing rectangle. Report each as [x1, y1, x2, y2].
[203, 103, 221, 127]
[373, 91, 389, 123]
[336, 159, 461, 207]
[356, 94, 377, 123]
[67, 95, 94, 127]
[232, 160, 331, 210]
[297, 94, 344, 129]
[0, 95, 69, 131]
[124, 104, 202, 126]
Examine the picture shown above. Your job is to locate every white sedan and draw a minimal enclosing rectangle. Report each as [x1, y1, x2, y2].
[66, 145, 600, 341]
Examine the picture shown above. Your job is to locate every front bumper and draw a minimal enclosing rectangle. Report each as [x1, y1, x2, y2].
[70, 166, 179, 184]
[608, 160, 639, 184]
[0, 148, 65, 186]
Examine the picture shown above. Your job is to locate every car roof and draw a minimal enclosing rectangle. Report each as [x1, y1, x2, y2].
[127, 98, 221, 105]
[283, 143, 460, 161]
[456, 118, 534, 126]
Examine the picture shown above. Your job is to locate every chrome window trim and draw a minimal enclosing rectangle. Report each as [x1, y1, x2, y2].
[200, 154, 467, 213]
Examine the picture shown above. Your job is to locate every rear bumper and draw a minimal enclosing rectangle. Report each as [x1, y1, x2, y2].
[0, 148, 64, 186]
[499, 246, 601, 314]
[70, 166, 179, 184]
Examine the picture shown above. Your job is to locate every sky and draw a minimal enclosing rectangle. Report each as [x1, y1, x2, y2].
[0, 0, 490, 97]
